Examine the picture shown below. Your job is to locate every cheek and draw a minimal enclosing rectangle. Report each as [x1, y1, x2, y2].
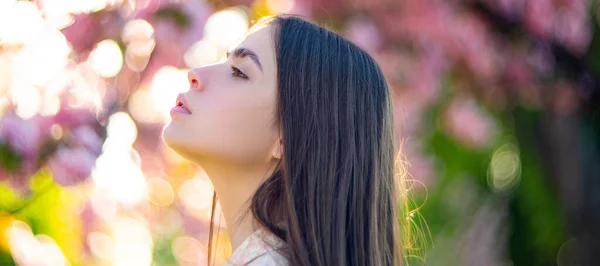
[182, 88, 277, 161]
[194, 105, 276, 162]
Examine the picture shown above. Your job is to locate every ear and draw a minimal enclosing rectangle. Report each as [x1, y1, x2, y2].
[271, 137, 283, 159]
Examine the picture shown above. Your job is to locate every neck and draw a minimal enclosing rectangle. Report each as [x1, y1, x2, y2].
[198, 158, 277, 251]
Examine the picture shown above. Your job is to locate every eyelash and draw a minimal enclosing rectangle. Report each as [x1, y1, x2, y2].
[231, 66, 248, 79]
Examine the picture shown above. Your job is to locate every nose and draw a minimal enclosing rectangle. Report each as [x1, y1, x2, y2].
[188, 69, 204, 91]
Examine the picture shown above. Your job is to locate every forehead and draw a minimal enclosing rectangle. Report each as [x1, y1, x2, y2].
[233, 25, 276, 70]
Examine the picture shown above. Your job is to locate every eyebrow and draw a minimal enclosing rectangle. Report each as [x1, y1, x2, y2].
[226, 47, 263, 72]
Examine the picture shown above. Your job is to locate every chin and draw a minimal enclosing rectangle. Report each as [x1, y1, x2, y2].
[161, 122, 184, 149]
[161, 123, 204, 162]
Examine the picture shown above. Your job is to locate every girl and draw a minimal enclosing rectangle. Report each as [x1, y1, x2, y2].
[163, 15, 406, 265]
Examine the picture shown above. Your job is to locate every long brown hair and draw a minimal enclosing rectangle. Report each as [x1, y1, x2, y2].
[208, 15, 408, 266]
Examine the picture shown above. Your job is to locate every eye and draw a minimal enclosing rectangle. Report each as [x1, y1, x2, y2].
[231, 66, 248, 79]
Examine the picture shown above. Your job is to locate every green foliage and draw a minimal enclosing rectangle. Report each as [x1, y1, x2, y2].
[412, 84, 568, 265]
[153, 234, 179, 266]
[0, 142, 22, 172]
[508, 108, 568, 266]
[154, 7, 191, 29]
[0, 170, 82, 265]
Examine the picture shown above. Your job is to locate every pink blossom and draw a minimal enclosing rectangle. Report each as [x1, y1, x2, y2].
[524, 0, 555, 39]
[141, 41, 185, 80]
[48, 147, 96, 186]
[403, 142, 436, 188]
[413, 45, 447, 104]
[386, 1, 454, 45]
[72, 126, 103, 155]
[344, 17, 382, 54]
[307, 0, 344, 17]
[349, 0, 396, 11]
[180, 0, 212, 48]
[0, 111, 52, 160]
[61, 14, 101, 55]
[153, 19, 185, 47]
[289, 0, 312, 17]
[485, 0, 525, 19]
[392, 90, 425, 137]
[373, 49, 404, 86]
[453, 14, 497, 79]
[443, 97, 498, 149]
[505, 56, 533, 87]
[52, 104, 97, 129]
[553, 8, 592, 55]
[130, 0, 164, 20]
[560, 0, 589, 13]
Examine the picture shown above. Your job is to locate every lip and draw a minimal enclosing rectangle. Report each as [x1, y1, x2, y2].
[170, 93, 192, 117]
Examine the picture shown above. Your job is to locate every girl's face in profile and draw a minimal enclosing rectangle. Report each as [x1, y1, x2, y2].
[162, 25, 280, 166]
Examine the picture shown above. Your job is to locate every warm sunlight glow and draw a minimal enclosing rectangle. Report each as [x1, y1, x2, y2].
[93, 112, 147, 206]
[38, 0, 121, 15]
[40, 94, 62, 116]
[153, 209, 183, 237]
[35, 235, 68, 266]
[7, 221, 68, 266]
[105, 112, 138, 148]
[147, 177, 175, 207]
[88, 231, 114, 259]
[122, 19, 154, 44]
[172, 236, 205, 265]
[0, 1, 44, 45]
[178, 176, 214, 220]
[151, 66, 189, 122]
[129, 88, 164, 124]
[90, 189, 118, 222]
[11, 87, 42, 119]
[204, 8, 249, 48]
[123, 19, 155, 71]
[25, 29, 72, 87]
[267, 0, 295, 14]
[92, 149, 147, 206]
[1, 2, 72, 119]
[184, 38, 221, 68]
[111, 218, 153, 266]
[64, 64, 106, 110]
[88, 39, 124, 78]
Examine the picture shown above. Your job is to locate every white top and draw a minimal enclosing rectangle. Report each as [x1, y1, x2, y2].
[222, 228, 289, 266]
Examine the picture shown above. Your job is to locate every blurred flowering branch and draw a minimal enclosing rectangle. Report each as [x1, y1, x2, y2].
[472, 0, 599, 108]
[0, 106, 106, 192]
